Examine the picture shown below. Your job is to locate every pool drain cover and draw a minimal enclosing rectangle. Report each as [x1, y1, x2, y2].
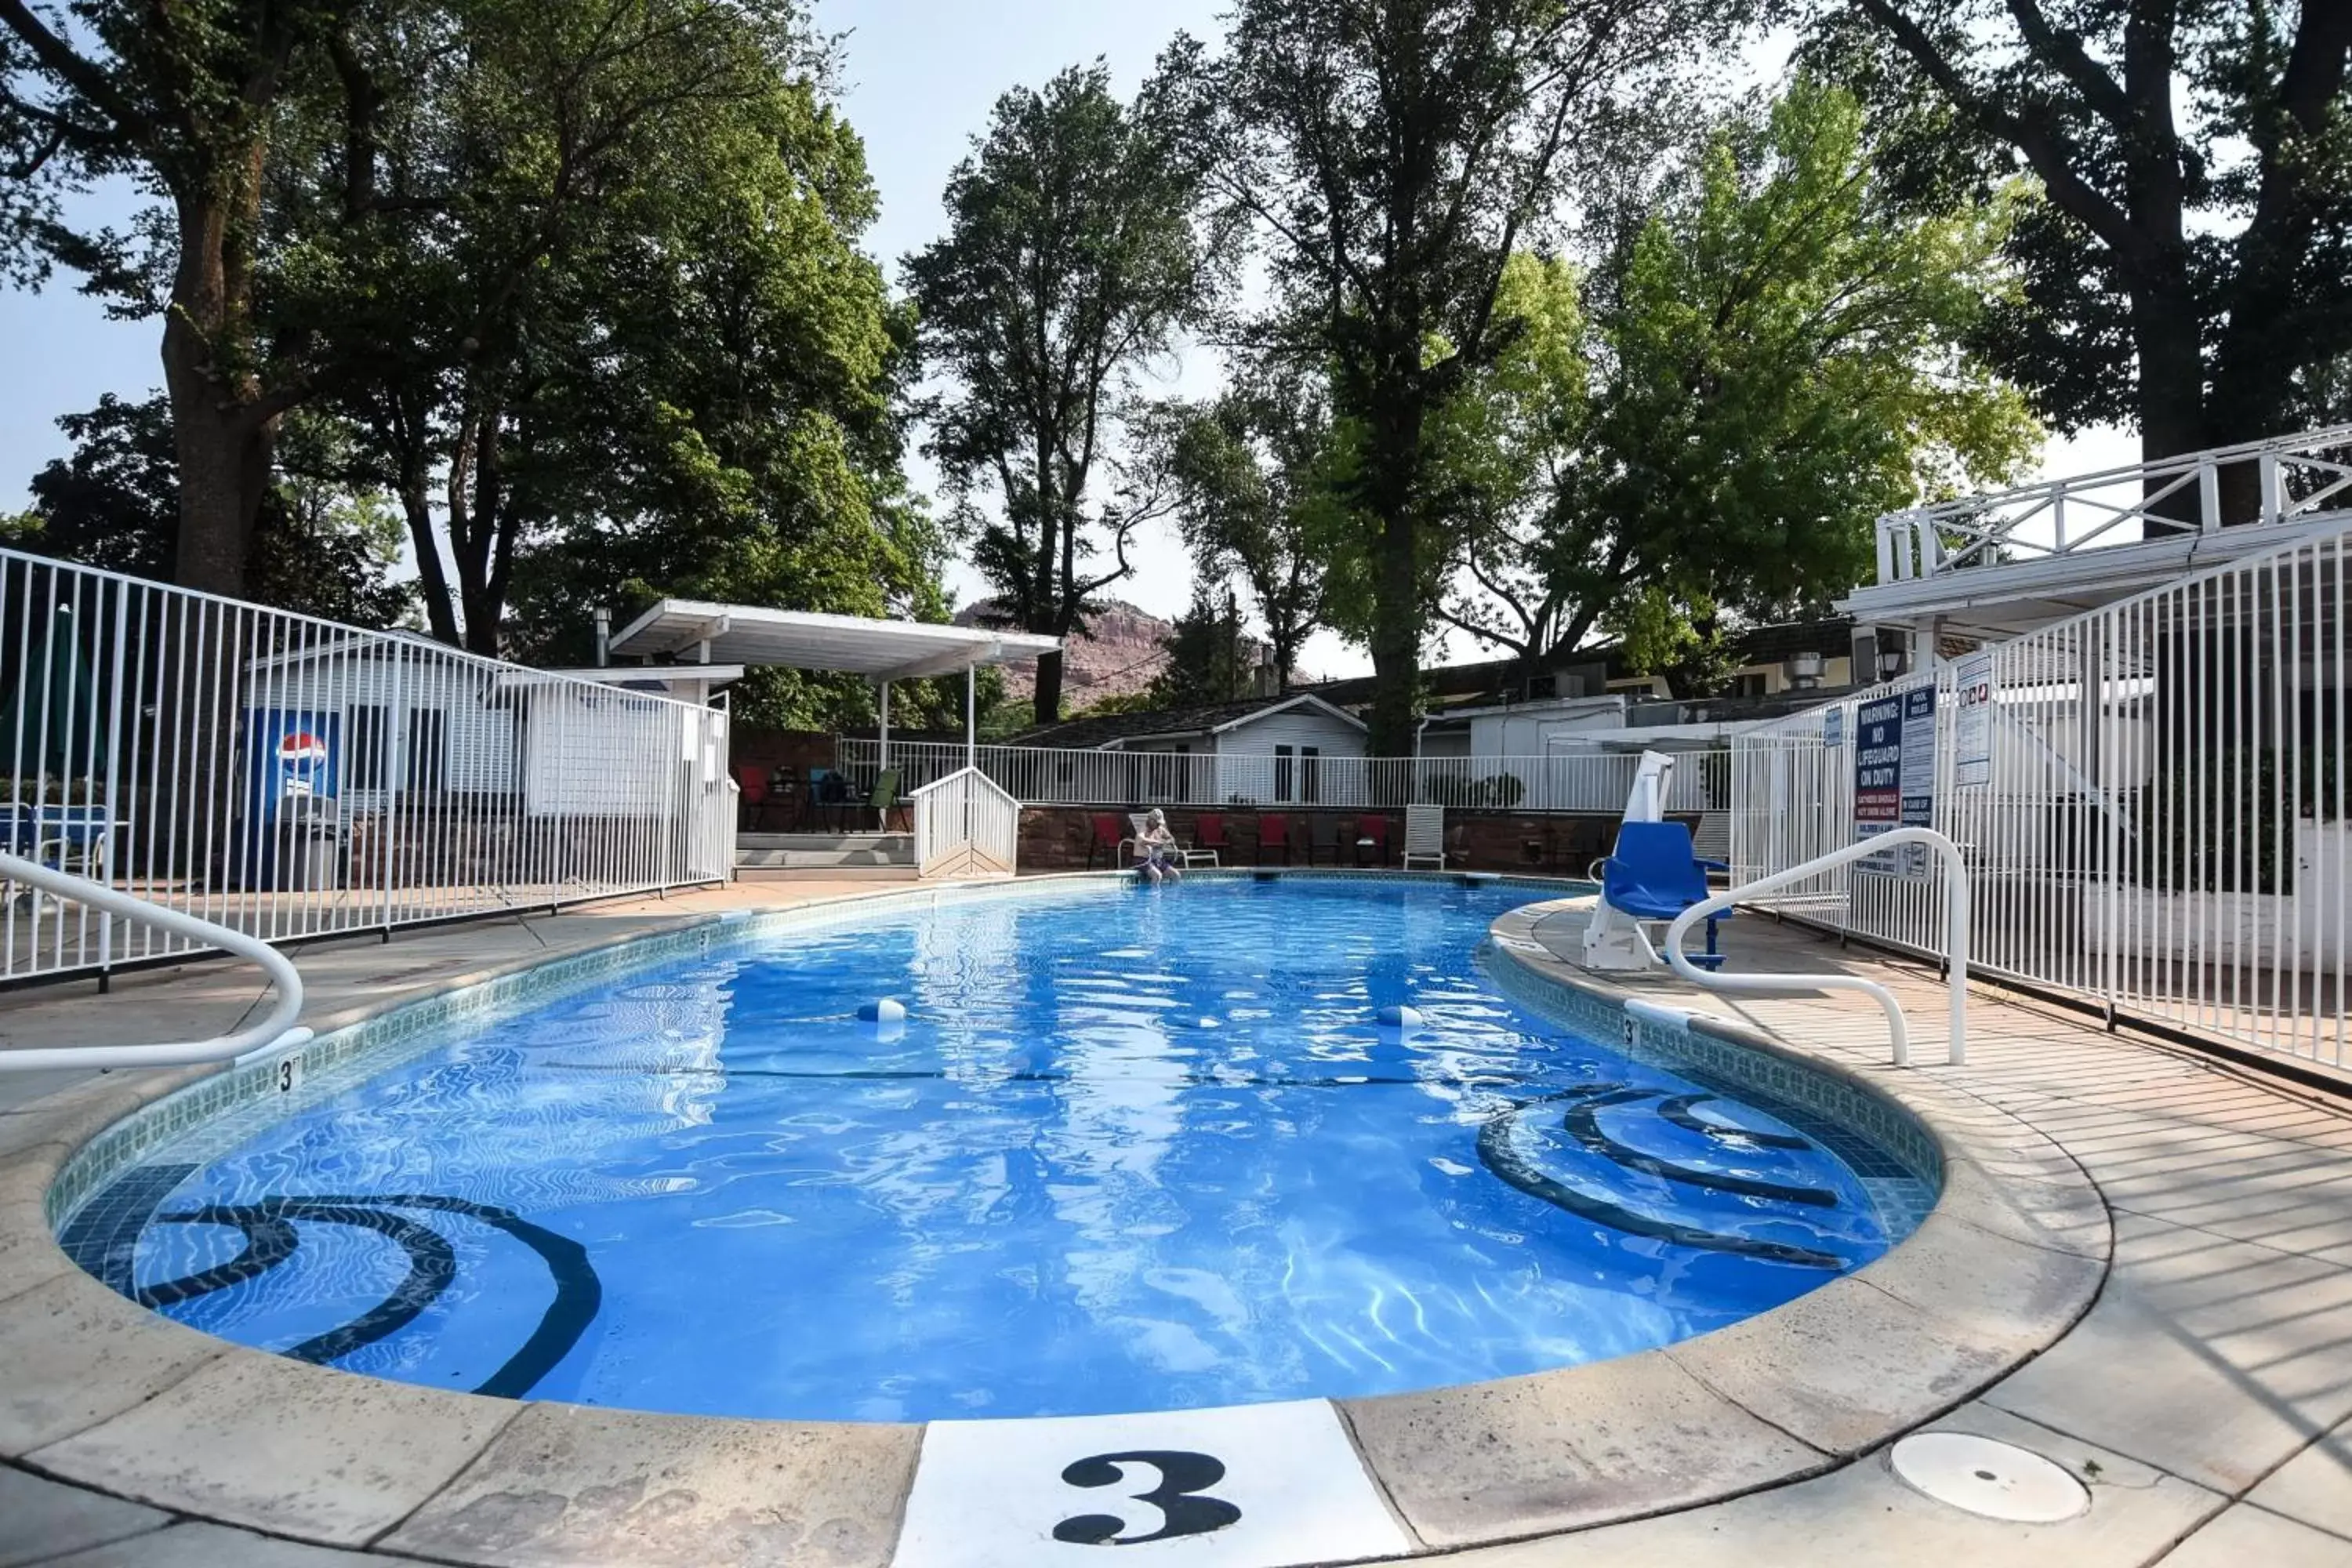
[1889, 1432, 2089, 1523]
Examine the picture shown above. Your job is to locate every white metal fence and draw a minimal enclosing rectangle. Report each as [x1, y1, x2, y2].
[840, 739, 1723, 815]
[1874, 423, 2352, 584]
[1734, 521, 2352, 1068]
[2, 545, 735, 984]
[910, 767, 1019, 878]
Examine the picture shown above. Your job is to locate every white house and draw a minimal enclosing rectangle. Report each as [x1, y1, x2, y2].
[240, 631, 735, 819]
[1014, 692, 1370, 805]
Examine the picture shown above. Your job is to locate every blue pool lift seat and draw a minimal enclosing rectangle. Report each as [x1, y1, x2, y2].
[1598, 820, 1731, 971]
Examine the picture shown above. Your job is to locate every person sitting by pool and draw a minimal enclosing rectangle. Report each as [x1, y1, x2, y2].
[1135, 808, 1184, 884]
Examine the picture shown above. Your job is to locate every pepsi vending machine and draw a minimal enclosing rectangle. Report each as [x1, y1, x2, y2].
[242, 709, 342, 889]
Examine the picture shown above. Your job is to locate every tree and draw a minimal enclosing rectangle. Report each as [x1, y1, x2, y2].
[0, 0, 374, 594]
[1813, 1, 2352, 517]
[1440, 79, 2039, 695]
[13, 393, 410, 624]
[1174, 0, 1740, 751]
[1137, 365, 1336, 691]
[295, 0, 858, 654]
[1150, 581, 1253, 706]
[906, 62, 1221, 726]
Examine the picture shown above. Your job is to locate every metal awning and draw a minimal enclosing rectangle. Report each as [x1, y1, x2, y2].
[606, 599, 1058, 681]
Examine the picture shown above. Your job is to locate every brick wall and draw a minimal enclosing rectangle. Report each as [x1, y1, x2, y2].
[1015, 805, 1693, 874]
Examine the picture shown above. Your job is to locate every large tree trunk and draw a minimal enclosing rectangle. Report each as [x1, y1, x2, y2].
[1363, 390, 1425, 756]
[162, 185, 276, 597]
[2130, 279, 2214, 536]
[1031, 648, 1065, 727]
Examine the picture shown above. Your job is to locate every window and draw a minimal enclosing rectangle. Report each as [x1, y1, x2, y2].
[347, 706, 388, 790]
[1526, 674, 1557, 699]
[405, 709, 447, 791]
[1301, 746, 1320, 803]
[1730, 673, 1769, 699]
[1274, 745, 1295, 802]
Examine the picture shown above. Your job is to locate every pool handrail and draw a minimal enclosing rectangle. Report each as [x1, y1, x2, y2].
[0, 851, 313, 1073]
[1661, 826, 1968, 1068]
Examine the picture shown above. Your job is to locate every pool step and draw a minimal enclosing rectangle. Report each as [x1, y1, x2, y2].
[735, 831, 918, 881]
[735, 863, 923, 883]
[735, 833, 914, 872]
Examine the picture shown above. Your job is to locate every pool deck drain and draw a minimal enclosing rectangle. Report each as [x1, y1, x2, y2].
[0, 873, 2349, 1565]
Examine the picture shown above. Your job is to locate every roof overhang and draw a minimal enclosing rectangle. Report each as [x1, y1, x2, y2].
[1209, 692, 1368, 735]
[1840, 510, 2352, 639]
[606, 599, 1061, 681]
[512, 665, 746, 697]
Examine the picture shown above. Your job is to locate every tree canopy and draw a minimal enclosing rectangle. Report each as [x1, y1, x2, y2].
[907, 61, 1222, 725]
[1171, 0, 1742, 750]
[1810, 0, 2352, 515]
[1436, 79, 2038, 694]
[1135, 364, 1338, 693]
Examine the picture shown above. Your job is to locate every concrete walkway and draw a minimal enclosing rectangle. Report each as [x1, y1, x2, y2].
[0, 881, 882, 1111]
[1457, 903, 2352, 1566]
[2, 881, 2350, 1565]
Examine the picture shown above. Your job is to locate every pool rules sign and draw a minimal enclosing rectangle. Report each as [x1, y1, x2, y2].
[1854, 684, 1937, 878]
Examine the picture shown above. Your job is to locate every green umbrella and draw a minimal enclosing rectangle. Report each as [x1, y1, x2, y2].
[1, 602, 105, 788]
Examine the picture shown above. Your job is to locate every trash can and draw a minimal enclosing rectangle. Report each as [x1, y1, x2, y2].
[274, 795, 346, 891]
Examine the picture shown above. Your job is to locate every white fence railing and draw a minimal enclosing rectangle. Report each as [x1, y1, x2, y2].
[910, 767, 1018, 878]
[3, 545, 735, 984]
[1875, 423, 2352, 584]
[842, 739, 1723, 815]
[1735, 520, 2352, 1068]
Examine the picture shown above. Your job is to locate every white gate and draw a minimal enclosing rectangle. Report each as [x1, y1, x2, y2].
[910, 766, 1019, 880]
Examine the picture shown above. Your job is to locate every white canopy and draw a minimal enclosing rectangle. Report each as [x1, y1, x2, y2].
[607, 599, 1058, 681]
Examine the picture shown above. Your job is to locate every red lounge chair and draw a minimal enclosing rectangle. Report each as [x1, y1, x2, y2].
[1355, 815, 1391, 866]
[733, 764, 778, 831]
[1257, 813, 1294, 866]
[1087, 813, 1134, 869]
[1194, 813, 1232, 862]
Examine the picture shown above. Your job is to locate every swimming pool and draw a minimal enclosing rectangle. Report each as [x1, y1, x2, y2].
[58, 877, 1933, 1423]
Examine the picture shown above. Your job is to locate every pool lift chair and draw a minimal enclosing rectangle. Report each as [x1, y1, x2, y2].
[1581, 751, 1728, 972]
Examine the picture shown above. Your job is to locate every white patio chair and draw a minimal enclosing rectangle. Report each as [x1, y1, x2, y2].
[1402, 804, 1447, 869]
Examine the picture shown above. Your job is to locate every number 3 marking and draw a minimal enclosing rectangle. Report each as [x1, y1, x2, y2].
[1052, 1450, 1241, 1545]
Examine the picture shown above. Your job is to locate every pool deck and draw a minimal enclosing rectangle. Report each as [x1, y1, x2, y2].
[1, 875, 2349, 1566]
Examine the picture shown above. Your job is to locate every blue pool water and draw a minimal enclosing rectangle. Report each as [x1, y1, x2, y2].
[63, 878, 1930, 1421]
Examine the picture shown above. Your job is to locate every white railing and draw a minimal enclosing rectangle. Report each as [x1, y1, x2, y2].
[841, 739, 1724, 815]
[1736, 519, 2352, 1068]
[0, 851, 311, 1071]
[910, 766, 1019, 878]
[1664, 827, 1968, 1068]
[3, 545, 735, 984]
[1875, 424, 2352, 583]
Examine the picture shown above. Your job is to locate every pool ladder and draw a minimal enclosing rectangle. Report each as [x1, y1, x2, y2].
[1659, 827, 1969, 1068]
[0, 851, 312, 1073]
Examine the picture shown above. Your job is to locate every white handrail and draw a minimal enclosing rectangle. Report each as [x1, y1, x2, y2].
[0, 851, 313, 1072]
[1661, 826, 1969, 1068]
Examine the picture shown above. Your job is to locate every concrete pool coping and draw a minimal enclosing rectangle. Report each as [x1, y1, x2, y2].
[0, 871, 2111, 1565]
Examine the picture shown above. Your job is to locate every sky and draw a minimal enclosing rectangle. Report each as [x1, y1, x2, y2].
[0, 1, 2136, 682]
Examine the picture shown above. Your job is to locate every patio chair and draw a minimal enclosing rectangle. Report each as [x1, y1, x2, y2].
[1402, 804, 1446, 869]
[1596, 819, 1730, 970]
[732, 764, 781, 832]
[1255, 813, 1294, 866]
[1306, 814, 1344, 865]
[1354, 815, 1391, 866]
[1086, 813, 1135, 870]
[1192, 813, 1232, 865]
[1174, 815, 1220, 868]
[800, 767, 846, 831]
[867, 768, 903, 832]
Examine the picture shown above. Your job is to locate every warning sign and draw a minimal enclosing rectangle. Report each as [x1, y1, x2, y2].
[1855, 684, 1937, 878]
[1954, 652, 1994, 787]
